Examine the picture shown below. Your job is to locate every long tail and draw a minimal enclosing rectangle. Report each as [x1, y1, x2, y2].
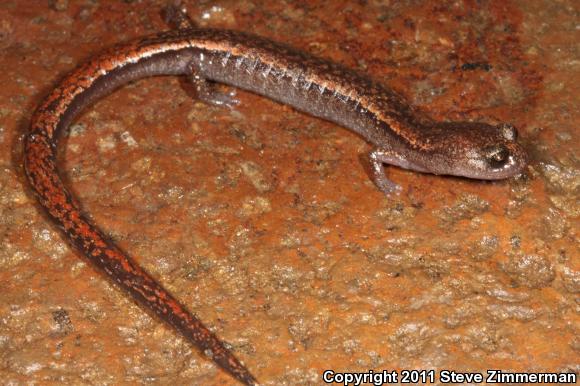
[23, 2, 258, 385]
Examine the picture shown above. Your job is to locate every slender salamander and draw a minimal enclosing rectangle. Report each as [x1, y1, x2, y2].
[24, 3, 527, 385]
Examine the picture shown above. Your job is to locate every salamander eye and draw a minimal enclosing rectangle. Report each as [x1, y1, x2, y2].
[484, 145, 510, 169]
[498, 123, 517, 141]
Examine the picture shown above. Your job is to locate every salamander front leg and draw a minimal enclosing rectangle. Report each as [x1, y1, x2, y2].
[369, 148, 404, 194]
[186, 62, 240, 108]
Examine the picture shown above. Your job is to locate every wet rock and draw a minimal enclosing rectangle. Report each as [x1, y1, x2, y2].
[501, 254, 555, 288]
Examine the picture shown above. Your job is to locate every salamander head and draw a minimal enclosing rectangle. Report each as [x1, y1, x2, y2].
[424, 122, 528, 180]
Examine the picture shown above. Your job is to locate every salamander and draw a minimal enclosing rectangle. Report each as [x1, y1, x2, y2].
[23, 3, 527, 385]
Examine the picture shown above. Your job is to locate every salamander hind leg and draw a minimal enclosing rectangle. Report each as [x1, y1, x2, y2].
[187, 61, 240, 107]
[163, 1, 197, 30]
